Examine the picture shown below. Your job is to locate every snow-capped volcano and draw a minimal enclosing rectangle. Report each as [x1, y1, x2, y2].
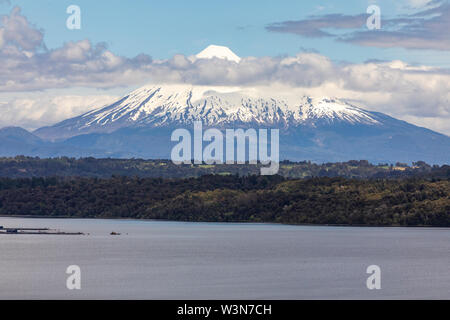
[34, 84, 381, 140]
[30, 82, 450, 164]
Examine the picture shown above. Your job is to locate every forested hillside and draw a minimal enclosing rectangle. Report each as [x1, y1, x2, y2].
[1, 156, 449, 179]
[0, 175, 448, 226]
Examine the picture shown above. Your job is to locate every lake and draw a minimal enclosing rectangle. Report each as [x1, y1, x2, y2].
[0, 217, 448, 299]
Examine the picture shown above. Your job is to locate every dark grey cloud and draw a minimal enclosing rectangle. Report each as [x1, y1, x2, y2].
[266, 1, 450, 51]
[266, 13, 367, 37]
[342, 1, 450, 50]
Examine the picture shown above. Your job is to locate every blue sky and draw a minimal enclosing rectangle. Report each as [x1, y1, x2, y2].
[2, 0, 448, 66]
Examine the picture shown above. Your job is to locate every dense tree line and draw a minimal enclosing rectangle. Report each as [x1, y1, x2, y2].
[0, 174, 448, 226]
[0, 156, 449, 179]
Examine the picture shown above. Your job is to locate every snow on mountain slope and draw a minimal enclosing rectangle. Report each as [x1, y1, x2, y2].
[33, 84, 383, 140]
[194, 45, 241, 63]
[298, 97, 381, 125]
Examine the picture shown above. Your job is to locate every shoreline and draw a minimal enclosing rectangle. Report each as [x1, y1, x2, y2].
[0, 215, 448, 229]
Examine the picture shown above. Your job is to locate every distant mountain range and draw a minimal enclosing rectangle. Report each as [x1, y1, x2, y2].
[1, 46, 450, 164]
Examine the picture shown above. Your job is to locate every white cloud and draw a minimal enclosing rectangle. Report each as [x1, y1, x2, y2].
[0, 94, 118, 130]
[0, 7, 43, 51]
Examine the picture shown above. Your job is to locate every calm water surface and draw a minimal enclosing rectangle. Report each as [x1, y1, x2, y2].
[0, 217, 448, 299]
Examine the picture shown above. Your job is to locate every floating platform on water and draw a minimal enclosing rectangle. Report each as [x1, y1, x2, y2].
[0, 226, 84, 235]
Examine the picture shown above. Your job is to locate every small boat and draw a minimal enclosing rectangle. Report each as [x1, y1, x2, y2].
[110, 231, 121, 235]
